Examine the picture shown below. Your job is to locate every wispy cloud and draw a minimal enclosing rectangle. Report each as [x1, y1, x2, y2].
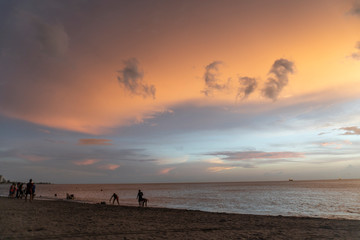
[78, 139, 113, 145]
[348, 1, 360, 16]
[207, 151, 304, 161]
[207, 166, 236, 172]
[320, 140, 352, 149]
[236, 77, 258, 100]
[30, 13, 69, 57]
[99, 164, 120, 170]
[18, 154, 50, 162]
[117, 58, 156, 99]
[159, 167, 175, 175]
[262, 58, 295, 101]
[73, 159, 100, 166]
[340, 126, 360, 135]
[350, 41, 360, 60]
[202, 61, 230, 96]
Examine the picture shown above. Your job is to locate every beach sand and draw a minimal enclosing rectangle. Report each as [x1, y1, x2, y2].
[0, 197, 359, 239]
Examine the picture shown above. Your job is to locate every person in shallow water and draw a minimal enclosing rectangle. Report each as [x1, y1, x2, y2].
[109, 193, 119, 205]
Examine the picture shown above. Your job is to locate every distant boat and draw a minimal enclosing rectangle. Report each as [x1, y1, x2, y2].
[288, 179, 294, 182]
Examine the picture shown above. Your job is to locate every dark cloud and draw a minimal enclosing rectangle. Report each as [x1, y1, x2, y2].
[31, 14, 69, 57]
[117, 58, 156, 99]
[1, 10, 69, 58]
[202, 61, 229, 96]
[262, 58, 295, 101]
[348, 1, 360, 16]
[350, 41, 360, 60]
[236, 77, 257, 100]
[340, 126, 360, 135]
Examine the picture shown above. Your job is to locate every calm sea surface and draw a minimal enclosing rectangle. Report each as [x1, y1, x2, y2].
[1, 179, 360, 220]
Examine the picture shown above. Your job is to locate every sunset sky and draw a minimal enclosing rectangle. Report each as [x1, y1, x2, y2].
[1, 0, 360, 183]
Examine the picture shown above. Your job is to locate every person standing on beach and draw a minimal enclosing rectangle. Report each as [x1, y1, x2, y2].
[16, 182, 24, 199]
[137, 189, 144, 206]
[136, 190, 148, 207]
[25, 179, 34, 202]
[8, 183, 16, 198]
[109, 193, 120, 205]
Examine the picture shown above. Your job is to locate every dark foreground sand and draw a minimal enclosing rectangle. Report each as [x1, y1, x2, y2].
[0, 197, 359, 240]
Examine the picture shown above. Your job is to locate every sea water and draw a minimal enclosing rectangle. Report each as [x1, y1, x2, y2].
[1, 179, 360, 220]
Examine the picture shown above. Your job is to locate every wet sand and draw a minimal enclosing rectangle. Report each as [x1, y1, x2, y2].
[0, 197, 359, 239]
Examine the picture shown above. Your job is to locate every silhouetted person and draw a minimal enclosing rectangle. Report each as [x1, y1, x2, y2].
[136, 189, 148, 207]
[109, 193, 119, 205]
[16, 182, 24, 199]
[25, 179, 35, 202]
[136, 189, 143, 206]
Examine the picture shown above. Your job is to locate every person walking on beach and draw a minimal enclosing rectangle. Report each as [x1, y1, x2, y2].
[25, 179, 35, 202]
[109, 193, 120, 205]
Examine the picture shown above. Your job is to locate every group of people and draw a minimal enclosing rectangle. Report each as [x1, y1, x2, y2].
[109, 189, 148, 207]
[8, 179, 35, 202]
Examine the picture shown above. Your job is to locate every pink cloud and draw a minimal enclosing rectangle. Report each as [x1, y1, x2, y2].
[159, 167, 174, 175]
[18, 154, 50, 162]
[207, 166, 236, 172]
[73, 159, 100, 166]
[99, 164, 120, 170]
[320, 140, 352, 149]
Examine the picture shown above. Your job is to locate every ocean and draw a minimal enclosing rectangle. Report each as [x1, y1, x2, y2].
[1, 179, 360, 220]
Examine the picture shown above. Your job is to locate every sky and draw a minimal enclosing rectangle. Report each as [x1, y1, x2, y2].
[1, 0, 360, 184]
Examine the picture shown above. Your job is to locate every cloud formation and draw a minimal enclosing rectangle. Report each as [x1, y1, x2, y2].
[78, 139, 113, 145]
[18, 154, 50, 162]
[159, 167, 175, 175]
[348, 1, 360, 16]
[237, 77, 258, 100]
[208, 151, 304, 161]
[207, 166, 236, 172]
[73, 159, 100, 166]
[117, 58, 156, 99]
[340, 126, 360, 135]
[320, 140, 352, 149]
[262, 59, 295, 100]
[350, 41, 360, 60]
[30, 14, 69, 57]
[4, 10, 69, 58]
[99, 164, 120, 170]
[202, 61, 229, 96]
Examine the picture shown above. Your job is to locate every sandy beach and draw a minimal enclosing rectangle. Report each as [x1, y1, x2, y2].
[0, 197, 359, 240]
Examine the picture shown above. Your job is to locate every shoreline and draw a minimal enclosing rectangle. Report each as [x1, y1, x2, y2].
[1, 197, 359, 239]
